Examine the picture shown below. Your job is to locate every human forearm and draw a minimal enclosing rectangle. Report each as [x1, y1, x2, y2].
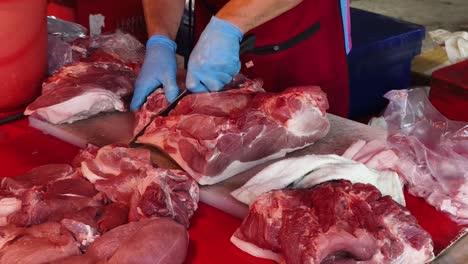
[216, 0, 304, 33]
[142, 0, 185, 40]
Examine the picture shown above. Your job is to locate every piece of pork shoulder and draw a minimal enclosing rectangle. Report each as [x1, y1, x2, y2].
[231, 180, 434, 264]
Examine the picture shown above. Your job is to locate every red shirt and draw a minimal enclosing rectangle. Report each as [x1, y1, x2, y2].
[194, 0, 350, 117]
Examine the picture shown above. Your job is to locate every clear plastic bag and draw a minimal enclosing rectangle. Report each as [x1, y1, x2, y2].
[88, 30, 145, 64]
[47, 16, 88, 75]
[48, 35, 73, 75]
[47, 20, 145, 75]
[47, 16, 87, 42]
[383, 88, 468, 223]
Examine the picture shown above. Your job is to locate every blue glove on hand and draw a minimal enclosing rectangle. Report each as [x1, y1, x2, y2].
[130, 35, 179, 111]
[186, 16, 243, 93]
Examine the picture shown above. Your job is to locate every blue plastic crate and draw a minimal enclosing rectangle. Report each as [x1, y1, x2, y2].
[347, 8, 426, 119]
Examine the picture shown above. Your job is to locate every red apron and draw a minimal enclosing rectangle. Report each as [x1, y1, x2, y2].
[194, 0, 350, 117]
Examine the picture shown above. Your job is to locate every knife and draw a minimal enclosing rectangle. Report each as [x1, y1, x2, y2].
[129, 34, 257, 147]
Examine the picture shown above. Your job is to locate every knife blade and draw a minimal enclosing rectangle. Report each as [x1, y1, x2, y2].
[129, 34, 256, 147]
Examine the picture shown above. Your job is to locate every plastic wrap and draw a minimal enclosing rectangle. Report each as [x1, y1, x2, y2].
[47, 17, 145, 75]
[88, 30, 145, 64]
[47, 16, 87, 42]
[383, 88, 468, 224]
[47, 16, 88, 75]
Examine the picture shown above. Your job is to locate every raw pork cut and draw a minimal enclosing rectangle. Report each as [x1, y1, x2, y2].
[0, 222, 81, 264]
[78, 144, 199, 227]
[7, 184, 101, 227]
[231, 154, 405, 206]
[52, 218, 188, 264]
[24, 62, 136, 124]
[0, 164, 99, 227]
[96, 202, 129, 233]
[1, 164, 76, 194]
[231, 180, 434, 264]
[137, 82, 330, 185]
[133, 72, 247, 136]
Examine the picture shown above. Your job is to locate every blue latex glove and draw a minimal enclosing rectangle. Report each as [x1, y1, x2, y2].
[130, 35, 179, 111]
[186, 16, 243, 93]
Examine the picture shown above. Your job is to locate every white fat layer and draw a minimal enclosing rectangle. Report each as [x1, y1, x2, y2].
[0, 198, 22, 217]
[231, 155, 348, 205]
[138, 129, 302, 186]
[231, 154, 405, 206]
[198, 147, 298, 185]
[230, 234, 280, 262]
[59, 193, 85, 198]
[81, 161, 106, 183]
[29, 89, 124, 124]
[286, 107, 323, 137]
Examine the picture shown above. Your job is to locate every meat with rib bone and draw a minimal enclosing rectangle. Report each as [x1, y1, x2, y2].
[24, 62, 136, 124]
[137, 82, 330, 185]
[79, 144, 199, 227]
[231, 180, 434, 264]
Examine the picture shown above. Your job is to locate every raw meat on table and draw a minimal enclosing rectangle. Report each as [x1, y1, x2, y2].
[137, 81, 330, 185]
[24, 62, 137, 124]
[133, 72, 249, 136]
[0, 222, 81, 264]
[0, 164, 102, 227]
[231, 180, 434, 264]
[6, 183, 101, 227]
[27, 30, 146, 125]
[78, 144, 199, 227]
[1, 164, 76, 194]
[53, 218, 189, 264]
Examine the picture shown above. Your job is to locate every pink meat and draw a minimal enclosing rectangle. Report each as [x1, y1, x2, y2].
[0, 222, 81, 264]
[7, 184, 101, 227]
[96, 202, 129, 233]
[24, 62, 136, 124]
[231, 180, 434, 264]
[133, 70, 189, 135]
[79, 144, 153, 183]
[54, 218, 188, 264]
[1, 164, 76, 194]
[79, 144, 199, 228]
[137, 83, 330, 185]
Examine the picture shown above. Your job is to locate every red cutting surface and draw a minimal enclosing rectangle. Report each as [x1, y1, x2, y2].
[0, 117, 465, 263]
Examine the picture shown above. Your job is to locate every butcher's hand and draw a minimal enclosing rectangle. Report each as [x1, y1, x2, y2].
[186, 16, 243, 93]
[130, 35, 179, 111]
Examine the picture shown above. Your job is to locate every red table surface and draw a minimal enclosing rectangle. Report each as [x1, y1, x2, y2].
[0, 118, 465, 263]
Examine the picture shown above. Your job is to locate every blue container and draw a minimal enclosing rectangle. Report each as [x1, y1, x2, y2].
[347, 8, 426, 119]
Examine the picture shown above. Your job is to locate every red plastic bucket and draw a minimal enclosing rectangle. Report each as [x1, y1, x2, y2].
[0, 0, 48, 111]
